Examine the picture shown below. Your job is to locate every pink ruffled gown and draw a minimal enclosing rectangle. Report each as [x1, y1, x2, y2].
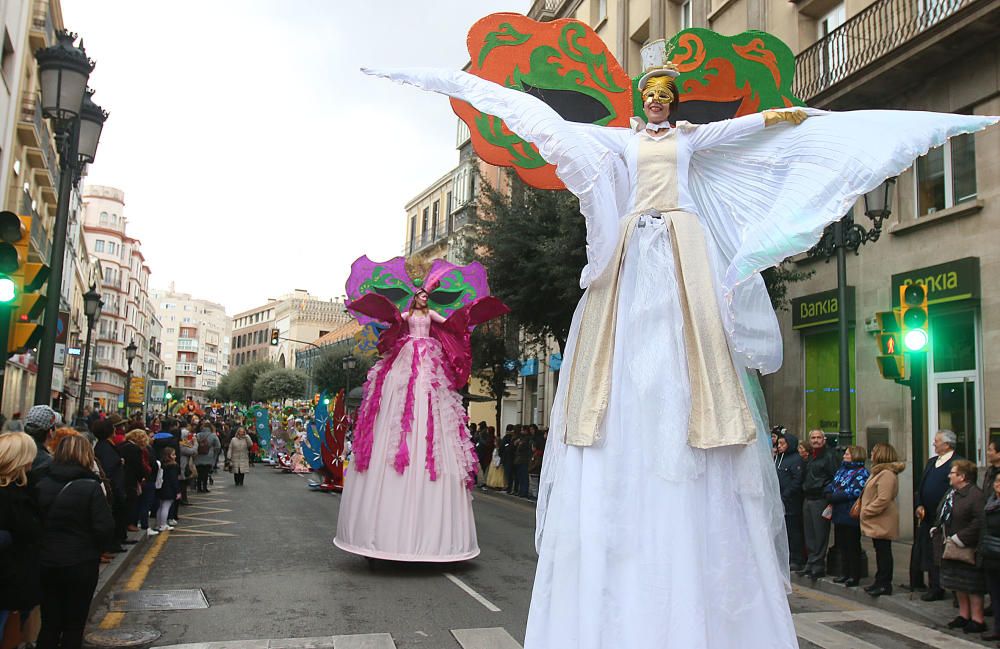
[334, 311, 480, 561]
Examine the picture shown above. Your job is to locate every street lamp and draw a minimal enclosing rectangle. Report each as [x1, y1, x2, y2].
[75, 284, 102, 425]
[808, 177, 896, 448]
[342, 355, 357, 408]
[124, 338, 137, 414]
[33, 31, 109, 407]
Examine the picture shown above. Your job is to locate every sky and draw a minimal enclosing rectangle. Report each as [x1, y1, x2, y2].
[61, 0, 532, 315]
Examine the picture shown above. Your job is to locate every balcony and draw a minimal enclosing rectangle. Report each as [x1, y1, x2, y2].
[21, 192, 52, 262]
[794, 0, 1000, 108]
[176, 362, 198, 376]
[28, 0, 54, 51]
[529, 0, 571, 19]
[18, 95, 60, 189]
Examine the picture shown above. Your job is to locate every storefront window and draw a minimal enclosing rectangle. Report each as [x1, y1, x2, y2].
[803, 329, 856, 437]
[931, 310, 976, 372]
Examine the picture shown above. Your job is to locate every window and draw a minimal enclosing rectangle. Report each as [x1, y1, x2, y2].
[818, 4, 847, 84]
[915, 133, 977, 216]
[681, 0, 693, 29]
[1, 29, 15, 88]
[432, 200, 439, 239]
[456, 118, 471, 147]
[99, 212, 108, 225]
[453, 165, 472, 207]
[592, 0, 608, 24]
[94, 240, 105, 252]
[422, 207, 429, 241]
[107, 241, 117, 255]
[446, 192, 453, 232]
[409, 214, 417, 253]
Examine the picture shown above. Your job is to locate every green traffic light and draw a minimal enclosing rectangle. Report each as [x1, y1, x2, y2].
[323, 397, 330, 405]
[0, 276, 15, 303]
[904, 329, 928, 352]
[165, 391, 173, 401]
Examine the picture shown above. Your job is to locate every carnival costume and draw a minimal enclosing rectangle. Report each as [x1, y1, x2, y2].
[334, 257, 508, 562]
[364, 30, 998, 646]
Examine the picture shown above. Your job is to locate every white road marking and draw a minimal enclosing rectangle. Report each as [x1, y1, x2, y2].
[443, 573, 502, 612]
[451, 627, 522, 649]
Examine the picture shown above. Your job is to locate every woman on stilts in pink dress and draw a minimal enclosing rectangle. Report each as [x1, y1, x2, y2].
[334, 257, 508, 562]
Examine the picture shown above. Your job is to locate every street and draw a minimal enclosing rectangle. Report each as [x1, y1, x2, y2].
[87, 467, 989, 649]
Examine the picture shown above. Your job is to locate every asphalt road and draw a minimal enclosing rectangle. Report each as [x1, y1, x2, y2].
[89, 467, 985, 649]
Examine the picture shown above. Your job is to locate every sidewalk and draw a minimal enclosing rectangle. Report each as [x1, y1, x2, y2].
[91, 526, 151, 616]
[791, 537, 981, 631]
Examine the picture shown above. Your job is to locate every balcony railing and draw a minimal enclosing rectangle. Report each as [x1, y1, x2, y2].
[795, 0, 974, 102]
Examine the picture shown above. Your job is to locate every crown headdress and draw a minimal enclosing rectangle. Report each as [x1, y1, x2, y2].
[404, 256, 433, 286]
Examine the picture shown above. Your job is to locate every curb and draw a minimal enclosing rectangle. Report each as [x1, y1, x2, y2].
[791, 573, 948, 627]
[90, 530, 150, 618]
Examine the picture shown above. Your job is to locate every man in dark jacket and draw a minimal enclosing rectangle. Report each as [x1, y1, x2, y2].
[499, 425, 517, 494]
[910, 429, 960, 600]
[774, 432, 806, 571]
[801, 429, 840, 579]
[92, 420, 127, 551]
[24, 404, 60, 488]
[513, 428, 534, 498]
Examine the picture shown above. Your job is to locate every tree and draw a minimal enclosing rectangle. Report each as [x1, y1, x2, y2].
[762, 262, 813, 312]
[227, 360, 276, 404]
[474, 170, 587, 354]
[470, 316, 519, 432]
[312, 351, 373, 397]
[252, 367, 308, 402]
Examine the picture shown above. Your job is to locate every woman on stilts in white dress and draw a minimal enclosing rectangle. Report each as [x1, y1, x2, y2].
[363, 39, 997, 649]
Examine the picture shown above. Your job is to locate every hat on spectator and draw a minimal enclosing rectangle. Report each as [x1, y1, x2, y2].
[24, 405, 61, 434]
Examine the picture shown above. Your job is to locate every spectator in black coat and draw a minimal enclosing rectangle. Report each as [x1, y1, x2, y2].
[774, 432, 805, 571]
[801, 429, 840, 579]
[92, 419, 127, 551]
[513, 429, 533, 498]
[910, 429, 960, 601]
[118, 429, 148, 532]
[36, 435, 114, 649]
[24, 404, 60, 488]
[980, 471, 1000, 641]
[500, 425, 517, 495]
[0, 432, 43, 640]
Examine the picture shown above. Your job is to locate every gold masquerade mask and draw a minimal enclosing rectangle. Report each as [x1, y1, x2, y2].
[642, 76, 676, 106]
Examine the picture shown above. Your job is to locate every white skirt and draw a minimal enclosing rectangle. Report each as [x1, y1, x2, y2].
[526, 217, 797, 649]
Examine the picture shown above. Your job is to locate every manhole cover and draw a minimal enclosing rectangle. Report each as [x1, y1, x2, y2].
[84, 628, 161, 648]
[109, 589, 209, 611]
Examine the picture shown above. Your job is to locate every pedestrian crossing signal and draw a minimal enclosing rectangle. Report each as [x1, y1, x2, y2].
[874, 310, 904, 380]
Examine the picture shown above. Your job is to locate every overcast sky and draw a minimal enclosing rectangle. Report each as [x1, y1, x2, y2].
[61, 0, 531, 315]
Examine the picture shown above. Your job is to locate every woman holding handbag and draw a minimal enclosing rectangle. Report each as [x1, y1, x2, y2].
[823, 445, 869, 587]
[935, 459, 986, 633]
[979, 471, 1000, 641]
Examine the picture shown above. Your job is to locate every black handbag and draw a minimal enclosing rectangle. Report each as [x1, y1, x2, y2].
[980, 535, 1000, 561]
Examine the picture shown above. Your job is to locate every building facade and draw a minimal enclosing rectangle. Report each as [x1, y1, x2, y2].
[150, 283, 230, 401]
[519, 0, 1000, 540]
[80, 185, 163, 412]
[230, 290, 351, 371]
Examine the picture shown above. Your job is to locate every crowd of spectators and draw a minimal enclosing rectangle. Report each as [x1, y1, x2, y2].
[774, 426, 1000, 642]
[471, 422, 546, 498]
[0, 403, 237, 648]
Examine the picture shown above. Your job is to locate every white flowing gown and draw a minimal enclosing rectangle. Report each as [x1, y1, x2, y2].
[364, 66, 997, 649]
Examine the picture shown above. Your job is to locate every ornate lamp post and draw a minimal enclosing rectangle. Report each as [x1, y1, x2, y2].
[124, 338, 137, 414]
[808, 178, 896, 447]
[342, 355, 357, 407]
[34, 32, 109, 406]
[75, 284, 102, 425]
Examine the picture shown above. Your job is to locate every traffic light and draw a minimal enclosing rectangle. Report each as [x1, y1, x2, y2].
[0, 212, 48, 355]
[196, 365, 203, 375]
[874, 310, 904, 380]
[899, 283, 929, 352]
[270, 328, 280, 346]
